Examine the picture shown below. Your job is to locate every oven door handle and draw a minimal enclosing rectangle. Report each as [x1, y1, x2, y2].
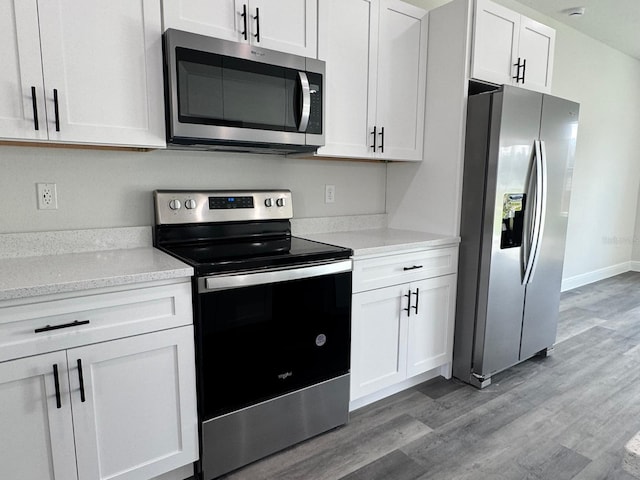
[200, 259, 352, 292]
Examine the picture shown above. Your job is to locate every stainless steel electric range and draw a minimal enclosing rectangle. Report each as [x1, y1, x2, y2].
[153, 190, 352, 479]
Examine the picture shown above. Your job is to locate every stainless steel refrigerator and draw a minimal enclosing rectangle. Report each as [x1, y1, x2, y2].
[453, 85, 579, 388]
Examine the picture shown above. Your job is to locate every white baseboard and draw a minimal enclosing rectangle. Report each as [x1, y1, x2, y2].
[561, 262, 631, 292]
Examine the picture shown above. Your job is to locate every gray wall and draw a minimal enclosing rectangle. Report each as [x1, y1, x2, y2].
[0, 146, 386, 234]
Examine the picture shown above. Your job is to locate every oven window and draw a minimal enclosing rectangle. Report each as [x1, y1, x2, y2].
[196, 272, 351, 419]
[176, 47, 299, 131]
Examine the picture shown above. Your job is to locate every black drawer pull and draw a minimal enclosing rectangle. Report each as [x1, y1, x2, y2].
[77, 359, 86, 403]
[35, 319, 90, 333]
[412, 288, 420, 314]
[53, 364, 61, 409]
[403, 265, 423, 271]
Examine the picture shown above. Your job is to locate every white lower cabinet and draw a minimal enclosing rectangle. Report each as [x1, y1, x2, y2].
[72, 327, 197, 480]
[350, 247, 458, 402]
[0, 282, 198, 480]
[0, 351, 78, 480]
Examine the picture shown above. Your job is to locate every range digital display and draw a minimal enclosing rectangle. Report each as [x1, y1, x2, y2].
[209, 196, 254, 209]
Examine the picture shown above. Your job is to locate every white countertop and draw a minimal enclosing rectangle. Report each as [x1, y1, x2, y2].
[0, 247, 193, 301]
[0, 227, 194, 301]
[304, 228, 460, 258]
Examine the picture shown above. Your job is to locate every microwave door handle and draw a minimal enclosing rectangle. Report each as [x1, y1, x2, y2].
[297, 71, 311, 132]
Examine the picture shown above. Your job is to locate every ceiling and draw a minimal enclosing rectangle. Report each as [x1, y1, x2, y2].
[515, 0, 640, 60]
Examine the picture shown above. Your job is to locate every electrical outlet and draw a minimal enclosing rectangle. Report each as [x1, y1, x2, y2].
[37, 183, 58, 210]
[325, 184, 336, 204]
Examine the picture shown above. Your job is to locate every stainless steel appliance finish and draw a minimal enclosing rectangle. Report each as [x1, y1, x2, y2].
[199, 259, 352, 293]
[153, 189, 352, 479]
[154, 189, 293, 225]
[202, 374, 350, 479]
[453, 85, 579, 388]
[164, 29, 325, 154]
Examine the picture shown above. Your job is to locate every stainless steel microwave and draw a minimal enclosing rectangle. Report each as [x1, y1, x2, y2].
[163, 29, 325, 154]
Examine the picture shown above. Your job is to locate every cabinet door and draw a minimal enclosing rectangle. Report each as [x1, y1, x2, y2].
[0, 0, 47, 141]
[0, 352, 78, 480]
[518, 17, 555, 93]
[69, 326, 198, 480]
[406, 275, 456, 378]
[36, 0, 166, 147]
[249, 0, 317, 57]
[162, 0, 245, 42]
[471, 0, 520, 86]
[376, 0, 427, 161]
[317, 0, 377, 159]
[350, 284, 408, 400]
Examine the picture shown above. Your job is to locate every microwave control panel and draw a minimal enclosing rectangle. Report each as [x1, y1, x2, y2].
[307, 72, 323, 135]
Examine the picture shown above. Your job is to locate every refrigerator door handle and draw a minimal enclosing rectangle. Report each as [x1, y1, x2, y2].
[528, 140, 548, 282]
[523, 140, 545, 285]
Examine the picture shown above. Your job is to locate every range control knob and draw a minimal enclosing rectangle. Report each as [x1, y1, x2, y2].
[276, 197, 286, 207]
[264, 198, 274, 207]
[184, 199, 197, 210]
[169, 199, 182, 210]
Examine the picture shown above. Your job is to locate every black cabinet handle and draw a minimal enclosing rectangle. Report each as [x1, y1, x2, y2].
[412, 288, 420, 315]
[31, 86, 39, 131]
[53, 89, 60, 132]
[378, 126, 384, 153]
[512, 58, 526, 83]
[53, 364, 62, 409]
[403, 291, 412, 317]
[241, 4, 248, 40]
[403, 265, 423, 271]
[253, 8, 260, 42]
[35, 319, 90, 334]
[370, 125, 377, 151]
[77, 359, 86, 403]
[512, 57, 521, 82]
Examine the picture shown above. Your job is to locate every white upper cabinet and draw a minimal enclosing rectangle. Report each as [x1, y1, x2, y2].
[37, 0, 166, 147]
[517, 16, 555, 93]
[0, 0, 166, 148]
[471, 0, 554, 93]
[162, 0, 318, 57]
[317, 0, 427, 161]
[0, 0, 48, 142]
[317, 0, 377, 158]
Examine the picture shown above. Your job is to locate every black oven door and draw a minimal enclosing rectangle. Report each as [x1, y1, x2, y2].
[195, 266, 351, 420]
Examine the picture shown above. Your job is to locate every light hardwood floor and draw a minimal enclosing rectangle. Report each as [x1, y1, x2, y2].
[221, 272, 640, 480]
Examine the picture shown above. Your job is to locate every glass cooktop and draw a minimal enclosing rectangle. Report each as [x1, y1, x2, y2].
[157, 235, 352, 275]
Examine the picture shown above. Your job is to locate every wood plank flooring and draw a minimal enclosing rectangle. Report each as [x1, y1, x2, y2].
[221, 272, 640, 480]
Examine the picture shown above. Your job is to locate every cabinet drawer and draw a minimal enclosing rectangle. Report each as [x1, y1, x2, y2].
[0, 282, 193, 363]
[352, 246, 458, 293]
